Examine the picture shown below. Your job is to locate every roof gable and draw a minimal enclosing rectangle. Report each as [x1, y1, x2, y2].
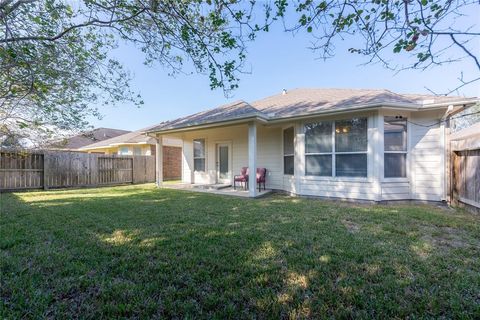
[148, 100, 264, 132]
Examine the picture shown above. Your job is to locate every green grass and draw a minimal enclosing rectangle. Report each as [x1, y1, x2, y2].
[1, 184, 479, 319]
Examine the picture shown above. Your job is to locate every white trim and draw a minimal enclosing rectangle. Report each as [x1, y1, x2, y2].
[282, 126, 295, 176]
[383, 116, 409, 180]
[215, 141, 233, 184]
[193, 138, 207, 173]
[301, 176, 372, 183]
[332, 121, 336, 177]
[294, 122, 304, 193]
[303, 117, 369, 178]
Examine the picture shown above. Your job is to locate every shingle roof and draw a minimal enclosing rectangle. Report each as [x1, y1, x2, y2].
[52, 127, 130, 149]
[251, 88, 471, 118]
[147, 100, 264, 132]
[79, 129, 155, 150]
[147, 88, 477, 133]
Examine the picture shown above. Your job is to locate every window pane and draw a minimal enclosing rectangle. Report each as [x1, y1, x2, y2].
[133, 147, 142, 155]
[335, 118, 367, 152]
[194, 158, 205, 172]
[119, 147, 129, 155]
[305, 122, 332, 153]
[305, 155, 332, 176]
[335, 154, 367, 177]
[283, 127, 295, 155]
[284, 155, 294, 175]
[384, 117, 407, 151]
[384, 153, 406, 178]
[193, 139, 205, 158]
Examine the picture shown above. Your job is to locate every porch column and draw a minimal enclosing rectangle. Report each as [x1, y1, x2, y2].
[248, 122, 258, 197]
[156, 136, 163, 187]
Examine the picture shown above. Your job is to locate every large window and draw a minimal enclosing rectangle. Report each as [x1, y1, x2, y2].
[305, 118, 368, 177]
[384, 116, 407, 178]
[133, 146, 142, 156]
[283, 127, 294, 175]
[193, 139, 206, 172]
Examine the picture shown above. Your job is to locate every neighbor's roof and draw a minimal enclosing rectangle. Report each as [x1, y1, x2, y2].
[147, 88, 477, 133]
[52, 127, 130, 149]
[79, 129, 154, 150]
[79, 128, 182, 150]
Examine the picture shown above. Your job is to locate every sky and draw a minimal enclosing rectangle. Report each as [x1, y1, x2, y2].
[89, 12, 480, 131]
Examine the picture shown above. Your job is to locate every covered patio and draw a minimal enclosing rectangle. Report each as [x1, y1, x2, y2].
[161, 182, 273, 198]
[149, 118, 284, 198]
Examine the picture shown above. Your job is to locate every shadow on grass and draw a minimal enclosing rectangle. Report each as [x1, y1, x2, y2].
[1, 186, 479, 318]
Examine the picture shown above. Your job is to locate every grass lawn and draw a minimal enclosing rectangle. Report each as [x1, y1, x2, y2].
[1, 184, 479, 319]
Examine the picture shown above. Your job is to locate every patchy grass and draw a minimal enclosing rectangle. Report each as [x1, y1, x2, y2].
[1, 184, 479, 319]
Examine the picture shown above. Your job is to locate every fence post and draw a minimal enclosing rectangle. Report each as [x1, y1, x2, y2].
[43, 151, 49, 190]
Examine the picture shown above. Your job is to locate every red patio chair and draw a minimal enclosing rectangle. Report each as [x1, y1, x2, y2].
[233, 167, 248, 190]
[256, 168, 267, 192]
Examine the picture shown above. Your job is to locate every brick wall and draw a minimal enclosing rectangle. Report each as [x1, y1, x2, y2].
[163, 146, 182, 180]
[150, 145, 182, 181]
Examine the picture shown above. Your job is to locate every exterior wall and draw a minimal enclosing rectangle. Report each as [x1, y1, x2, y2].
[378, 110, 411, 201]
[295, 111, 378, 200]
[178, 124, 283, 189]
[180, 125, 248, 184]
[176, 109, 446, 201]
[409, 110, 445, 201]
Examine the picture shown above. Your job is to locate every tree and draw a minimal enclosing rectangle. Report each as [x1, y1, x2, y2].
[1, 1, 478, 147]
[0, 0, 275, 147]
[280, 0, 479, 94]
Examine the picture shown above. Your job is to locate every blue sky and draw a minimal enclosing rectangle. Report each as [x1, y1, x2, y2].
[90, 16, 480, 131]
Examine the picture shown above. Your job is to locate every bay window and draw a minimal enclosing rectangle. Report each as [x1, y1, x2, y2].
[384, 116, 407, 178]
[193, 139, 206, 172]
[305, 118, 368, 177]
[283, 127, 294, 175]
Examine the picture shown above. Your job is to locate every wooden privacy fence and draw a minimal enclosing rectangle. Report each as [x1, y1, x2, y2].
[0, 150, 155, 191]
[450, 123, 480, 212]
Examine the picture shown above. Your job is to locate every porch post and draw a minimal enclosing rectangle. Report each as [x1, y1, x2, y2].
[248, 122, 258, 197]
[156, 136, 163, 187]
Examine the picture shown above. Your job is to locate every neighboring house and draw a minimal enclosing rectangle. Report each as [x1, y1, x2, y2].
[80, 130, 183, 180]
[50, 127, 130, 150]
[145, 88, 478, 200]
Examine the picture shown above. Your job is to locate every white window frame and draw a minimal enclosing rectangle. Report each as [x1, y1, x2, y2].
[193, 138, 206, 172]
[304, 118, 369, 178]
[383, 116, 408, 180]
[283, 127, 295, 175]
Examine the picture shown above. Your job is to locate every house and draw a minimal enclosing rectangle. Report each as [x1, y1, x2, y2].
[50, 127, 130, 150]
[145, 88, 478, 200]
[80, 129, 183, 181]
